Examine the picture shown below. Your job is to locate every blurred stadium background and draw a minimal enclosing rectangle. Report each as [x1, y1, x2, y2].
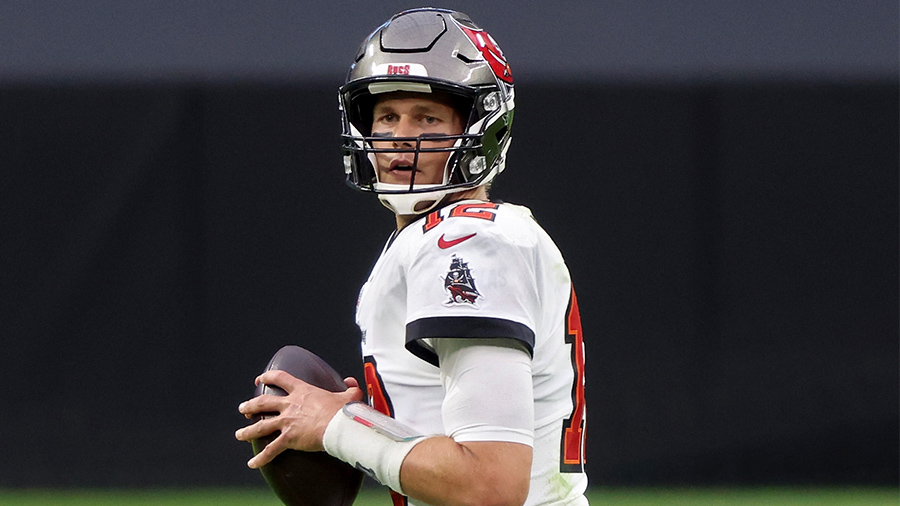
[1, 0, 896, 503]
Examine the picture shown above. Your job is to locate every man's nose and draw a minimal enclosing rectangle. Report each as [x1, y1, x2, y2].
[392, 117, 417, 146]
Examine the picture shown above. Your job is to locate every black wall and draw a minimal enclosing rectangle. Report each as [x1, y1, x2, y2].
[1, 80, 897, 487]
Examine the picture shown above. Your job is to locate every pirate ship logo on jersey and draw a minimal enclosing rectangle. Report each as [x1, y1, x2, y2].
[444, 254, 481, 306]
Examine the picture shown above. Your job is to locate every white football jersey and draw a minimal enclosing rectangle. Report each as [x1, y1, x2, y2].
[356, 200, 588, 506]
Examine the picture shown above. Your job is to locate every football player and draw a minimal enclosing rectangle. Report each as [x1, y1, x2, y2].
[236, 8, 588, 506]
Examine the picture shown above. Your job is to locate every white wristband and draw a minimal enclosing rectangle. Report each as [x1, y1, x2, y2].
[322, 402, 430, 494]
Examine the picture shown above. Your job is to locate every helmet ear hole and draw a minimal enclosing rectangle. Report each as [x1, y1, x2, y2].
[494, 126, 508, 143]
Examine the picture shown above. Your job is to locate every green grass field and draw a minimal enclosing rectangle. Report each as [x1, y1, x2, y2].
[0, 487, 896, 506]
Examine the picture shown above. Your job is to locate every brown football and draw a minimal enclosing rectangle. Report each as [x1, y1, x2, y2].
[250, 345, 364, 506]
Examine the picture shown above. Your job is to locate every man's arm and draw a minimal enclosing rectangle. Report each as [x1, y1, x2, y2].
[236, 340, 534, 506]
[401, 438, 532, 506]
[393, 337, 535, 506]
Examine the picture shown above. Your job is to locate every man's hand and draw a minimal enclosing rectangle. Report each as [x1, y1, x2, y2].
[235, 371, 363, 468]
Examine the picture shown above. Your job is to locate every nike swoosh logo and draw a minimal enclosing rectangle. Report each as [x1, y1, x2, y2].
[438, 233, 477, 249]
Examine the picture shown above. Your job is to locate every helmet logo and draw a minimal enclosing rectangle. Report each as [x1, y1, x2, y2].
[459, 26, 513, 84]
[387, 65, 411, 75]
[373, 63, 429, 77]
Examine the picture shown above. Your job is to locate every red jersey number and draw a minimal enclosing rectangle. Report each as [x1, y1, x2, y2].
[422, 202, 499, 232]
[363, 357, 408, 506]
[560, 287, 586, 472]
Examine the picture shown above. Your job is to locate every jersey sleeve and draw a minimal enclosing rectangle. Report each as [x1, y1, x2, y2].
[404, 208, 540, 366]
[432, 338, 535, 445]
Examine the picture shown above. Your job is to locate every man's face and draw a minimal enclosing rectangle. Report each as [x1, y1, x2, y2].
[370, 92, 465, 187]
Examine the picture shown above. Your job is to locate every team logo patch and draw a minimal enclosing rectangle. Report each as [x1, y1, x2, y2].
[443, 254, 481, 305]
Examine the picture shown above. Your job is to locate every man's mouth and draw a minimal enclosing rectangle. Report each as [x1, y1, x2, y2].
[389, 159, 416, 171]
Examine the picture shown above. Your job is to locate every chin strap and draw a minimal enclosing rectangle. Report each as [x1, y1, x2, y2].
[375, 183, 468, 216]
